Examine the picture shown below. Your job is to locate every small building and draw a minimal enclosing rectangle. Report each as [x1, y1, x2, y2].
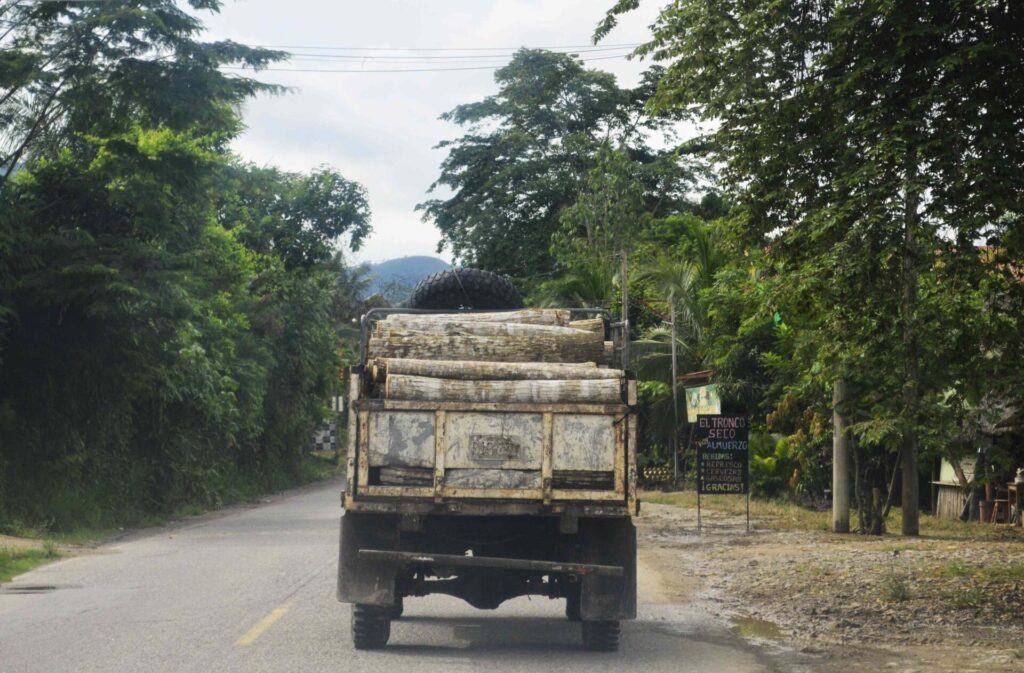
[932, 458, 975, 520]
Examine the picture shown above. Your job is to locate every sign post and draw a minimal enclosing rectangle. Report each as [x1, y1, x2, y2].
[695, 414, 750, 533]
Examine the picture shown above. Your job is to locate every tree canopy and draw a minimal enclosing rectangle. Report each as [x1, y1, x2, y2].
[599, 0, 1024, 532]
[418, 49, 697, 286]
[0, 0, 371, 529]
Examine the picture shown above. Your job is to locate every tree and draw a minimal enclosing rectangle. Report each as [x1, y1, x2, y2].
[418, 49, 691, 286]
[0, 0, 282, 184]
[0, 1, 372, 530]
[602, 0, 1024, 534]
[218, 164, 371, 270]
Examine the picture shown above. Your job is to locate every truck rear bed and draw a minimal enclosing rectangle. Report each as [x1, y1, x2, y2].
[343, 309, 637, 515]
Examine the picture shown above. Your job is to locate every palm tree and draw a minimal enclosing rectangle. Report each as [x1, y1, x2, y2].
[632, 220, 727, 464]
[531, 256, 618, 309]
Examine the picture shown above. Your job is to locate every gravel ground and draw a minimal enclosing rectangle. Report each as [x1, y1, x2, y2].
[636, 501, 1024, 672]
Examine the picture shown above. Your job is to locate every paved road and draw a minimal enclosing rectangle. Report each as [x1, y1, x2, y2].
[0, 481, 814, 673]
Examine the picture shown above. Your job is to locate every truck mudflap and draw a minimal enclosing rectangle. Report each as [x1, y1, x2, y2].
[358, 549, 624, 577]
[337, 513, 399, 606]
[579, 517, 637, 621]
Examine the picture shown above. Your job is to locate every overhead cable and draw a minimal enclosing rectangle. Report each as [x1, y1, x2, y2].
[226, 52, 630, 73]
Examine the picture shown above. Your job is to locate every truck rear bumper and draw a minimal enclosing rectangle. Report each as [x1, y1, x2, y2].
[343, 495, 635, 518]
[358, 549, 624, 577]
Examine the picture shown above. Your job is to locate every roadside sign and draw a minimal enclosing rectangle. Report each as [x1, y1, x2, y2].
[685, 384, 721, 423]
[695, 414, 749, 495]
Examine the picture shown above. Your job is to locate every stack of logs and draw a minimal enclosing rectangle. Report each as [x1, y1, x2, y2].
[366, 308, 624, 404]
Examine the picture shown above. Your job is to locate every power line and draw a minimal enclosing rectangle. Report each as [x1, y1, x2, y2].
[280, 45, 636, 61]
[254, 42, 641, 52]
[222, 53, 633, 74]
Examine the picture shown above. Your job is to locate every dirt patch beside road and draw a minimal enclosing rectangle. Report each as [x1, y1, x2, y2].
[636, 499, 1024, 672]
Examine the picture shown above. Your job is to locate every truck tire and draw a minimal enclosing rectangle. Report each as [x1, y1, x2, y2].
[352, 604, 391, 650]
[565, 587, 581, 622]
[389, 596, 404, 620]
[407, 268, 523, 311]
[581, 620, 620, 652]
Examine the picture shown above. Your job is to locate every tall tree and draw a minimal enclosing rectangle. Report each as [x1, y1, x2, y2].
[602, 0, 1024, 534]
[0, 0, 281, 183]
[419, 49, 691, 285]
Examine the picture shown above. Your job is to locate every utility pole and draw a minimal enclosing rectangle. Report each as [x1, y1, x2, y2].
[620, 250, 629, 369]
[670, 288, 680, 484]
[832, 378, 850, 533]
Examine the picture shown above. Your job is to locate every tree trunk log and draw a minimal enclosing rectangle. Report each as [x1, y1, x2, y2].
[367, 332, 606, 363]
[374, 320, 598, 339]
[380, 308, 570, 327]
[900, 144, 921, 537]
[568, 318, 604, 334]
[385, 374, 623, 404]
[832, 378, 851, 534]
[373, 358, 621, 381]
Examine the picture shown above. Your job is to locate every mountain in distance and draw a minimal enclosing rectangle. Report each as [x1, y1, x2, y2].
[364, 255, 451, 305]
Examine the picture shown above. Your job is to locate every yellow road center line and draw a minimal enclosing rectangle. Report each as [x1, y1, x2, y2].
[235, 604, 290, 646]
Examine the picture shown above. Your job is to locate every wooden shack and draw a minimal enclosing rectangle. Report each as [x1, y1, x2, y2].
[932, 458, 975, 520]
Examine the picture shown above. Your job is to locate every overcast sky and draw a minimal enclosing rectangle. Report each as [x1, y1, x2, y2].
[201, 0, 663, 264]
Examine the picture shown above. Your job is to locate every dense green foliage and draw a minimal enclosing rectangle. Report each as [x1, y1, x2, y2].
[419, 49, 700, 287]
[0, 1, 369, 531]
[594, 0, 1024, 526]
[423, 4, 1023, 526]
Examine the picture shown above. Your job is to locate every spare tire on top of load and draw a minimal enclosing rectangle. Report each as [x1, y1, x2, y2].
[407, 268, 523, 311]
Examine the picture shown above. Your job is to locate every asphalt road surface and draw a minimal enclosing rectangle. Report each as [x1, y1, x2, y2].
[0, 480, 816, 673]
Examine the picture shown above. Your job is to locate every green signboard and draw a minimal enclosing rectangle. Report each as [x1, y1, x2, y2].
[685, 384, 721, 423]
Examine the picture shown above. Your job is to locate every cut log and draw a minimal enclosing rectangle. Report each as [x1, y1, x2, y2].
[368, 332, 605, 363]
[381, 308, 569, 327]
[385, 374, 624, 404]
[603, 341, 616, 365]
[374, 320, 597, 339]
[379, 466, 433, 486]
[568, 318, 605, 334]
[372, 358, 622, 382]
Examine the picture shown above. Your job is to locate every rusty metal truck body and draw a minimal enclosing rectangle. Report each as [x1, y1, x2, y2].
[337, 308, 637, 650]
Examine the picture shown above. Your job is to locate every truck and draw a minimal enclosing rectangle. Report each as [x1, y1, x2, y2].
[337, 273, 637, 652]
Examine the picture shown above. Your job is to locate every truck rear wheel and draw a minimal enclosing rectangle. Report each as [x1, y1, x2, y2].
[581, 620, 620, 652]
[389, 596, 404, 620]
[352, 604, 391, 650]
[565, 587, 581, 622]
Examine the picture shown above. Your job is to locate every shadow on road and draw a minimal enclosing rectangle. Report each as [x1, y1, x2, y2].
[386, 615, 592, 655]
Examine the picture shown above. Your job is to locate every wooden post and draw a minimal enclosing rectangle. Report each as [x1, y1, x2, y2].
[620, 250, 629, 369]
[832, 378, 851, 533]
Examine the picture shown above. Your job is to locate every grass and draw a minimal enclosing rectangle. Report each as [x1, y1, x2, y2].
[882, 574, 911, 602]
[3, 453, 346, 542]
[934, 559, 1024, 582]
[1, 452, 346, 581]
[951, 586, 987, 609]
[642, 490, 831, 531]
[0, 545, 62, 584]
[939, 559, 970, 577]
[642, 489, 1024, 539]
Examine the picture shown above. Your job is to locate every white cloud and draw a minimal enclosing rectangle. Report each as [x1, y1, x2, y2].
[203, 0, 664, 263]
